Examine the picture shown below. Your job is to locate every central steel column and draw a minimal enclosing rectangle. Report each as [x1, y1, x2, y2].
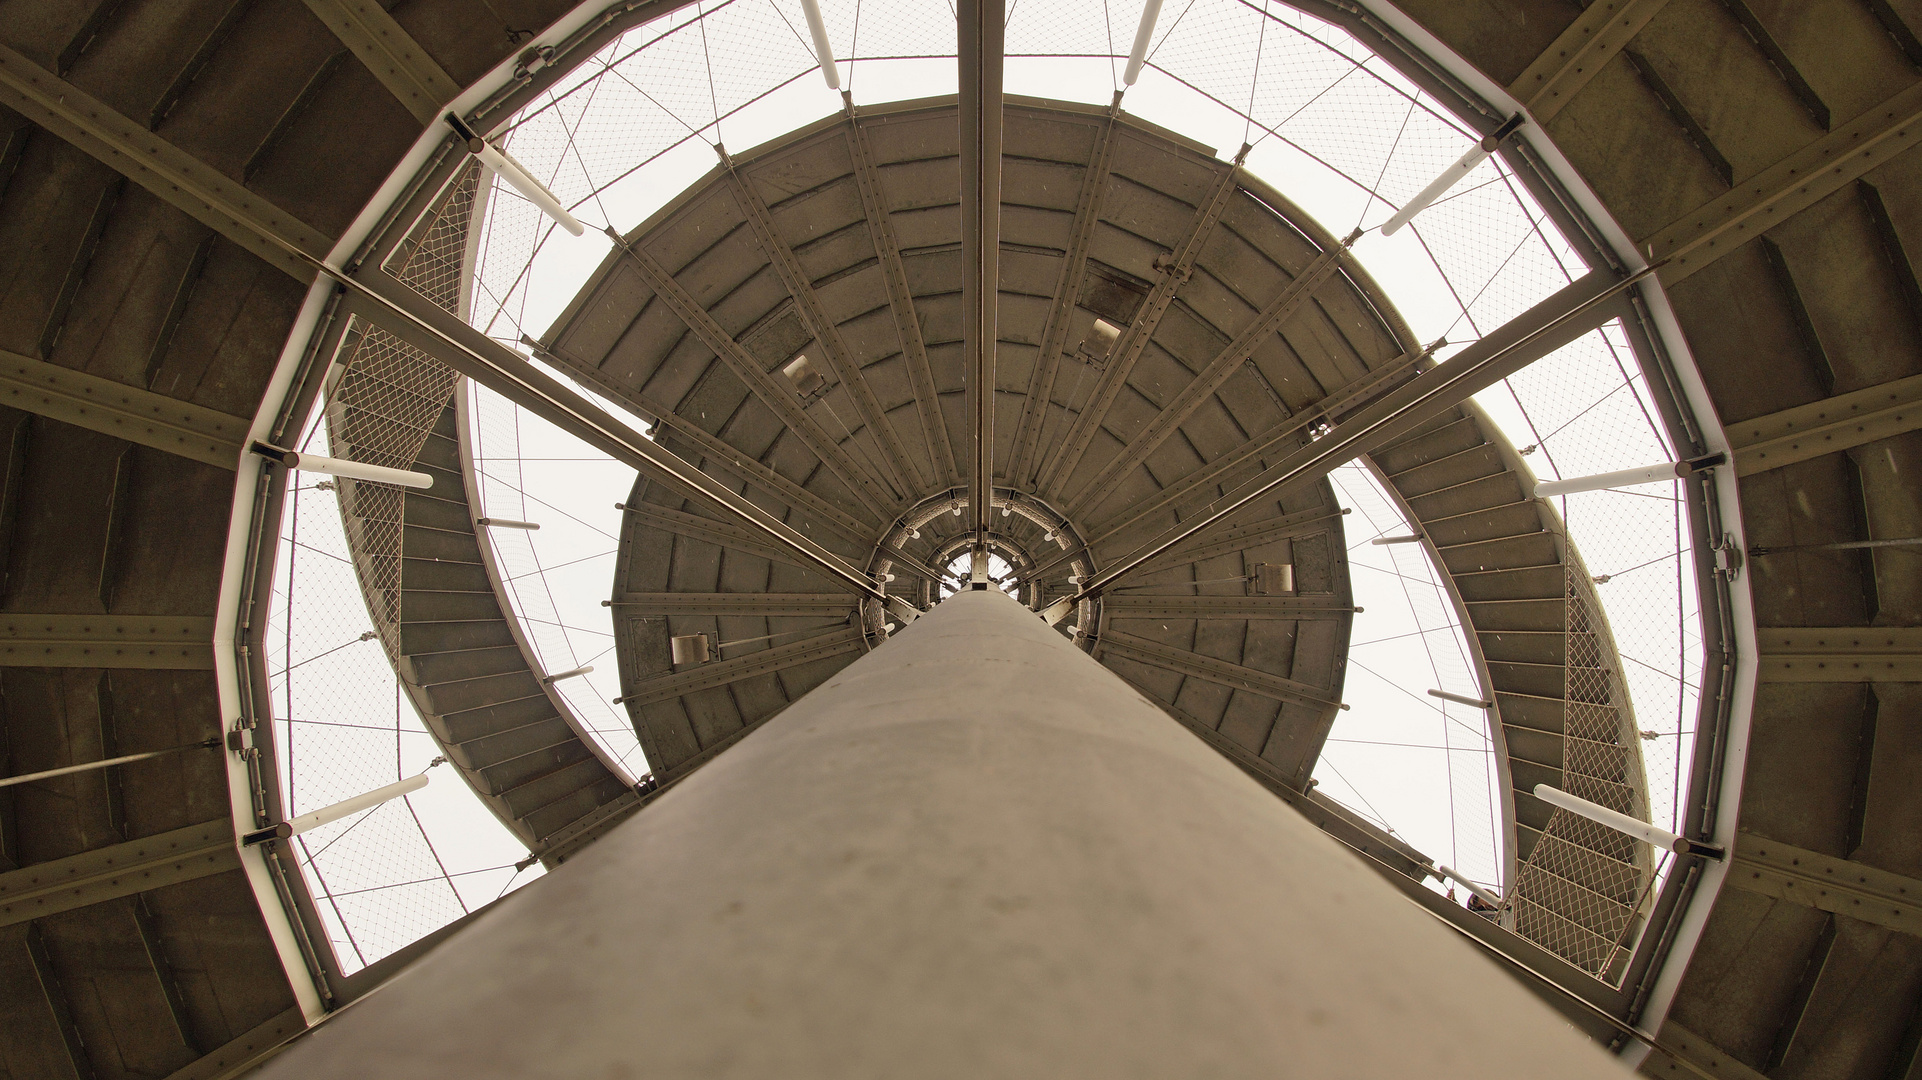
[255, 591, 1628, 1078]
[959, 0, 1001, 554]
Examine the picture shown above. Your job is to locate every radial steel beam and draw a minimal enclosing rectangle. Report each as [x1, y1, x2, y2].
[1096, 627, 1342, 710]
[845, 108, 958, 485]
[349, 277, 912, 620]
[529, 338, 882, 543]
[0, 348, 249, 470]
[1104, 594, 1357, 620]
[0, 820, 238, 927]
[0, 44, 330, 282]
[721, 157, 924, 496]
[159, 1005, 307, 1080]
[1755, 626, 1922, 681]
[1646, 77, 1922, 285]
[959, 0, 1004, 544]
[1725, 832, 1920, 936]
[299, 0, 459, 125]
[1040, 155, 1245, 500]
[1640, 1022, 1769, 1080]
[244, 589, 1636, 1080]
[614, 626, 866, 710]
[608, 593, 861, 618]
[1008, 103, 1123, 489]
[1066, 243, 1351, 517]
[1044, 267, 1643, 618]
[1090, 342, 1433, 542]
[1727, 370, 1922, 476]
[22, 923, 92, 1080]
[1128, 507, 1349, 579]
[0, 614, 216, 669]
[619, 503, 864, 579]
[600, 233, 897, 519]
[1508, 0, 1671, 122]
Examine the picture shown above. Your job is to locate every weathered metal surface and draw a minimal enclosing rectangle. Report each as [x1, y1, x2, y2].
[0, 348, 248, 469]
[1755, 626, 1922, 682]
[0, 615, 216, 669]
[1509, 0, 1672, 121]
[1727, 832, 1920, 936]
[615, 626, 867, 710]
[1097, 627, 1341, 710]
[609, 593, 861, 618]
[300, 0, 458, 125]
[0, 44, 329, 281]
[0, 820, 237, 927]
[1729, 371, 1922, 476]
[1646, 79, 1922, 285]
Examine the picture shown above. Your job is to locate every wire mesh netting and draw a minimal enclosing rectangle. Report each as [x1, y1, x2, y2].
[1505, 562, 1658, 981]
[324, 325, 462, 662]
[270, 419, 540, 976]
[436, 0, 1709, 986]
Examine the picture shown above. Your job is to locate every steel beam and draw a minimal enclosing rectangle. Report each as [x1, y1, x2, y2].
[1067, 244, 1350, 517]
[1052, 268, 1635, 611]
[299, 0, 458, 125]
[0, 347, 248, 469]
[1008, 105, 1122, 489]
[1646, 78, 1922, 285]
[1090, 340, 1431, 542]
[959, 0, 1004, 541]
[0, 44, 329, 282]
[1104, 594, 1356, 620]
[1096, 627, 1341, 710]
[615, 626, 865, 710]
[845, 111, 958, 485]
[1756, 626, 1922, 681]
[722, 161, 922, 497]
[537, 341, 881, 543]
[1041, 156, 1243, 500]
[609, 593, 860, 618]
[0, 820, 238, 927]
[619, 502, 859, 578]
[23, 923, 92, 1080]
[1508, 0, 1671, 122]
[1728, 371, 1922, 476]
[132, 896, 201, 1056]
[160, 1005, 307, 1080]
[1727, 832, 1920, 936]
[1128, 507, 1349, 578]
[0, 614, 215, 669]
[600, 236, 896, 518]
[346, 279, 900, 612]
[1641, 1021, 1769, 1080]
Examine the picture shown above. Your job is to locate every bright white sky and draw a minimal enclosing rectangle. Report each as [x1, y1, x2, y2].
[270, 0, 1703, 968]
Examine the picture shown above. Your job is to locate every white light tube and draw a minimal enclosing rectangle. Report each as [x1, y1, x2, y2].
[1433, 864, 1502, 909]
[472, 140, 585, 236]
[246, 763, 441, 843]
[1427, 688, 1493, 710]
[477, 517, 540, 530]
[1123, 0, 1165, 86]
[268, 447, 432, 490]
[1381, 142, 1493, 237]
[0, 739, 219, 789]
[800, 0, 841, 90]
[1535, 461, 1690, 498]
[1371, 534, 1423, 546]
[542, 665, 594, 684]
[1533, 784, 1722, 857]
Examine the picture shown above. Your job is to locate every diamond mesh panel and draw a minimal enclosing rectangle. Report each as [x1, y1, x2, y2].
[326, 325, 460, 661]
[1506, 562, 1655, 981]
[385, 160, 484, 315]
